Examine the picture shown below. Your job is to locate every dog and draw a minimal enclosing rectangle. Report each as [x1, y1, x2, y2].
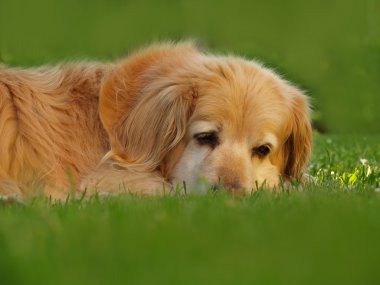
[0, 42, 312, 200]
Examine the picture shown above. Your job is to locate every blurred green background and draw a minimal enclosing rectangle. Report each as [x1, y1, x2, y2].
[0, 0, 379, 133]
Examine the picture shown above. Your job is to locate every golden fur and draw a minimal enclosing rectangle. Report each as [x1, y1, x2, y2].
[0, 42, 312, 200]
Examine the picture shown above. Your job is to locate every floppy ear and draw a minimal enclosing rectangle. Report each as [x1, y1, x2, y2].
[99, 43, 199, 172]
[283, 86, 313, 180]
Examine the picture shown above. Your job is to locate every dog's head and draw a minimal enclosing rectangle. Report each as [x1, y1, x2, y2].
[99, 42, 312, 192]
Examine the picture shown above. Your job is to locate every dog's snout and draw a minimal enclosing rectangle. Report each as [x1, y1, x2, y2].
[211, 184, 218, 192]
[212, 177, 243, 191]
[223, 178, 242, 189]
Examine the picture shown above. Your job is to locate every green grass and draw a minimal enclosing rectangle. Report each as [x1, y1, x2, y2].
[1, 0, 379, 133]
[1, 1, 379, 283]
[1, 135, 380, 285]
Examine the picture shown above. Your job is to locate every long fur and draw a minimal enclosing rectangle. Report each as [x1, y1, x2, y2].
[0, 42, 312, 200]
[0, 63, 111, 198]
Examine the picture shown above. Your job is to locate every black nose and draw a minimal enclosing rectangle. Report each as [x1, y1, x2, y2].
[211, 179, 242, 191]
[211, 184, 218, 192]
[226, 180, 242, 189]
[223, 177, 242, 189]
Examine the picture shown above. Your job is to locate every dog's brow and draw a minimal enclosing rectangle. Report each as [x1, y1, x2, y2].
[261, 133, 278, 149]
[190, 120, 218, 135]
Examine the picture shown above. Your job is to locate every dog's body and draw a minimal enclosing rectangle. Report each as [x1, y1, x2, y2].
[0, 43, 312, 200]
[0, 64, 113, 199]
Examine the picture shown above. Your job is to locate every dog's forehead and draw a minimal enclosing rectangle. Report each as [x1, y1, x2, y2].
[192, 88, 289, 137]
[188, 58, 291, 141]
[196, 59, 290, 112]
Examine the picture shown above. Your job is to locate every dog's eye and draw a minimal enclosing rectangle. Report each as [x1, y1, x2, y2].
[253, 145, 271, 157]
[194, 132, 219, 148]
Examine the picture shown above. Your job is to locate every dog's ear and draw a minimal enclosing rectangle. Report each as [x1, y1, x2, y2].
[283, 86, 312, 180]
[99, 43, 200, 171]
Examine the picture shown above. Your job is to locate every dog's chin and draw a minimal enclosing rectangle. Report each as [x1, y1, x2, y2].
[171, 176, 209, 194]
[170, 175, 281, 195]
[170, 166, 282, 194]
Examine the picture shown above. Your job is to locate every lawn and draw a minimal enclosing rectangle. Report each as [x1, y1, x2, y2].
[1, 0, 379, 284]
[1, 0, 379, 133]
[1, 135, 379, 285]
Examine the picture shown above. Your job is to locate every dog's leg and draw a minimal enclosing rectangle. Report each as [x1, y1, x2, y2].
[43, 184, 72, 202]
[78, 163, 172, 197]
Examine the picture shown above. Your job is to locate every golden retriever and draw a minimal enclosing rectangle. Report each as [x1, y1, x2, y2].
[0, 42, 312, 200]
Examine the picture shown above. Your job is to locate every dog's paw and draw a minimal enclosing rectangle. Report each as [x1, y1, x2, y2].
[0, 193, 25, 205]
[0, 180, 25, 205]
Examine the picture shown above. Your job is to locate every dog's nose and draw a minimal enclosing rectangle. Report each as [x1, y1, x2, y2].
[223, 177, 242, 189]
[211, 184, 218, 192]
[211, 178, 242, 191]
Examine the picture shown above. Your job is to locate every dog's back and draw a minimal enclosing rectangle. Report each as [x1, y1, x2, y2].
[0, 63, 111, 198]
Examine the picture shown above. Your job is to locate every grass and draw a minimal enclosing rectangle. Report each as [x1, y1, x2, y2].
[0, 1, 379, 283]
[1, 134, 380, 285]
[1, 0, 379, 133]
